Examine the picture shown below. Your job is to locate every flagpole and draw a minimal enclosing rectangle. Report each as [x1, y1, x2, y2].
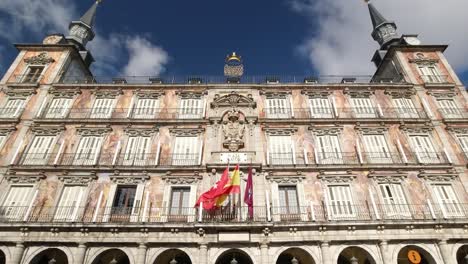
[238, 164, 242, 221]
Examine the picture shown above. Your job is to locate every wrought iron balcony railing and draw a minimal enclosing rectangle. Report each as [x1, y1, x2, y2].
[420, 75, 450, 84]
[260, 107, 428, 120]
[8, 74, 43, 84]
[37, 108, 205, 120]
[438, 108, 468, 119]
[0, 202, 465, 225]
[0, 108, 25, 119]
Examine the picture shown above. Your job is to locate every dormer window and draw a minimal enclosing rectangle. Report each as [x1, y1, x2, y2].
[22, 66, 45, 83]
[418, 65, 445, 83]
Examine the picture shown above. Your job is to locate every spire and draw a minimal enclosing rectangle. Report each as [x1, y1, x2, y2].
[365, 1, 399, 49]
[66, 0, 102, 48]
[80, 0, 101, 28]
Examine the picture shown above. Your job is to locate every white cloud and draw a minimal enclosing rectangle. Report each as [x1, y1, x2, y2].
[291, 0, 468, 75]
[0, 0, 169, 76]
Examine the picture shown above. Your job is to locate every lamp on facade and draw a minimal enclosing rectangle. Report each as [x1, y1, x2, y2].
[464, 254, 468, 264]
[169, 258, 178, 264]
[230, 257, 238, 264]
[109, 257, 118, 264]
[48, 258, 57, 264]
[291, 256, 299, 264]
[350, 256, 358, 264]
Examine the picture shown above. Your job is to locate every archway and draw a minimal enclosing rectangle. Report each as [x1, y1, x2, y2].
[397, 246, 437, 264]
[337, 246, 376, 264]
[456, 245, 468, 264]
[91, 249, 130, 264]
[153, 249, 192, 264]
[215, 249, 253, 264]
[0, 250, 5, 264]
[29, 248, 68, 264]
[276, 248, 316, 264]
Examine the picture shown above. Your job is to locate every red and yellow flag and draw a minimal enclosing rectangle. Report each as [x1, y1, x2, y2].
[216, 164, 241, 206]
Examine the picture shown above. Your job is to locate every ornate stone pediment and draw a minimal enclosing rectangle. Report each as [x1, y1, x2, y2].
[211, 92, 256, 109]
[302, 89, 332, 98]
[400, 125, 433, 134]
[0, 126, 16, 136]
[170, 127, 204, 136]
[49, 88, 81, 98]
[6, 89, 36, 97]
[409, 53, 439, 65]
[368, 173, 407, 183]
[176, 91, 206, 98]
[318, 173, 356, 183]
[264, 126, 298, 135]
[24, 52, 55, 65]
[162, 176, 202, 184]
[343, 87, 374, 97]
[92, 89, 123, 98]
[267, 175, 305, 184]
[111, 175, 150, 184]
[426, 90, 457, 98]
[58, 175, 97, 185]
[6, 174, 45, 184]
[356, 126, 388, 134]
[418, 172, 458, 182]
[31, 125, 65, 135]
[384, 89, 416, 98]
[446, 127, 468, 134]
[76, 127, 112, 136]
[135, 89, 164, 99]
[310, 127, 342, 135]
[124, 127, 158, 137]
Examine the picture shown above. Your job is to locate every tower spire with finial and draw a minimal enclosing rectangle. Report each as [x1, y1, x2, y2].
[365, 0, 399, 49]
[67, 0, 102, 48]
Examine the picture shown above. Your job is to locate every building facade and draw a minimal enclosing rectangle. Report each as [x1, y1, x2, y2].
[0, 2, 467, 264]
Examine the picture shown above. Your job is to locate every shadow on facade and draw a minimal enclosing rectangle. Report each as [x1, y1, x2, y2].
[397, 246, 436, 264]
[457, 245, 468, 264]
[337, 246, 376, 264]
[215, 249, 253, 264]
[29, 248, 68, 264]
[154, 249, 192, 264]
[0, 250, 4, 264]
[91, 249, 129, 264]
[276, 247, 316, 264]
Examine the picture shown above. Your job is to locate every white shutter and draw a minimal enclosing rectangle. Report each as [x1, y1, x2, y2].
[363, 135, 392, 163]
[134, 98, 158, 119]
[351, 98, 376, 118]
[437, 99, 460, 118]
[173, 136, 198, 165]
[2, 186, 34, 220]
[130, 184, 145, 222]
[409, 135, 438, 163]
[103, 184, 117, 222]
[179, 98, 202, 119]
[433, 185, 462, 218]
[54, 186, 84, 222]
[393, 98, 418, 118]
[0, 135, 6, 150]
[23, 136, 56, 165]
[379, 184, 410, 217]
[457, 135, 468, 156]
[309, 98, 332, 118]
[45, 98, 72, 118]
[316, 135, 342, 164]
[266, 98, 290, 119]
[91, 98, 114, 118]
[0, 99, 26, 118]
[327, 185, 354, 218]
[269, 135, 294, 165]
[74, 136, 103, 165]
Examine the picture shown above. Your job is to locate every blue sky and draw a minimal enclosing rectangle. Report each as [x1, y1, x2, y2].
[0, 0, 467, 84]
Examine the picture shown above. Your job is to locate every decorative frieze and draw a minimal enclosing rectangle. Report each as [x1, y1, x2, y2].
[124, 127, 158, 137]
[24, 52, 55, 65]
[169, 127, 204, 136]
[49, 88, 81, 98]
[426, 90, 457, 98]
[211, 92, 256, 109]
[5, 89, 36, 97]
[356, 126, 389, 134]
[343, 87, 374, 97]
[384, 89, 416, 98]
[176, 91, 206, 99]
[399, 125, 433, 134]
[162, 175, 202, 184]
[266, 175, 305, 184]
[418, 172, 458, 182]
[261, 91, 290, 98]
[58, 175, 97, 185]
[318, 173, 357, 183]
[264, 126, 298, 135]
[134, 89, 164, 99]
[31, 125, 65, 135]
[6, 174, 45, 184]
[309, 126, 342, 135]
[110, 175, 150, 184]
[409, 53, 439, 65]
[0, 126, 16, 135]
[446, 127, 468, 135]
[369, 174, 407, 184]
[92, 88, 123, 98]
[76, 127, 112, 136]
[302, 89, 332, 98]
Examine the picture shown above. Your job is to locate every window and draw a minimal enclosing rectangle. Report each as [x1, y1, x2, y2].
[132, 98, 159, 119]
[123, 136, 152, 166]
[44, 98, 73, 118]
[90, 98, 114, 118]
[22, 135, 56, 165]
[268, 135, 294, 165]
[22, 66, 44, 83]
[378, 184, 410, 217]
[0, 98, 26, 118]
[179, 98, 203, 119]
[362, 134, 392, 163]
[456, 135, 468, 157]
[418, 65, 444, 83]
[278, 186, 300, 215]
[437, 99, 462, 119]
[1, 186, 34, 220]
[309, 97, 333, 118]
[393, 98, 419, 118]
[316, 134, 342, 164]
[350, 98, 376, 118]
[172, 136, 199, 165]
[54, 186, 85, 222]
[409, 135, 439, 163]
[169, 187, 190, 217]
[265, 97, 291, 119]
[326, 185, 354, 219]
[110, 186, 137, 222]
[0, 135, 7, 151]
[433, 184, 463, 218]
[73, 136, 103, 165]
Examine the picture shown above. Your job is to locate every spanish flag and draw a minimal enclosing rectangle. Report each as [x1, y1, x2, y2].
[216, 164, 241, 206]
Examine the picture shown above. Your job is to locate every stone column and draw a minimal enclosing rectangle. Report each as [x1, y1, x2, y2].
[11, 242, 25, 264]
[321, 241, 332, 264]
[438, 240, 453, 264]
[379, 240, 390, 264]
[136, 243, 148, 264]
[74, 243, 87, 264]
[199, 243, 208, 264]
[260, 242, 269, 264]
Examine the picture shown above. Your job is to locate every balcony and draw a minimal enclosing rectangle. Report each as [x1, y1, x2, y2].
[0, 108, 24, 120]
[260, 107, 428, 121]
[420, 75, 449, 84]
[438, 108, 467, 120]
[0, 202, 466, 225]
[36, 108, 205, 122]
